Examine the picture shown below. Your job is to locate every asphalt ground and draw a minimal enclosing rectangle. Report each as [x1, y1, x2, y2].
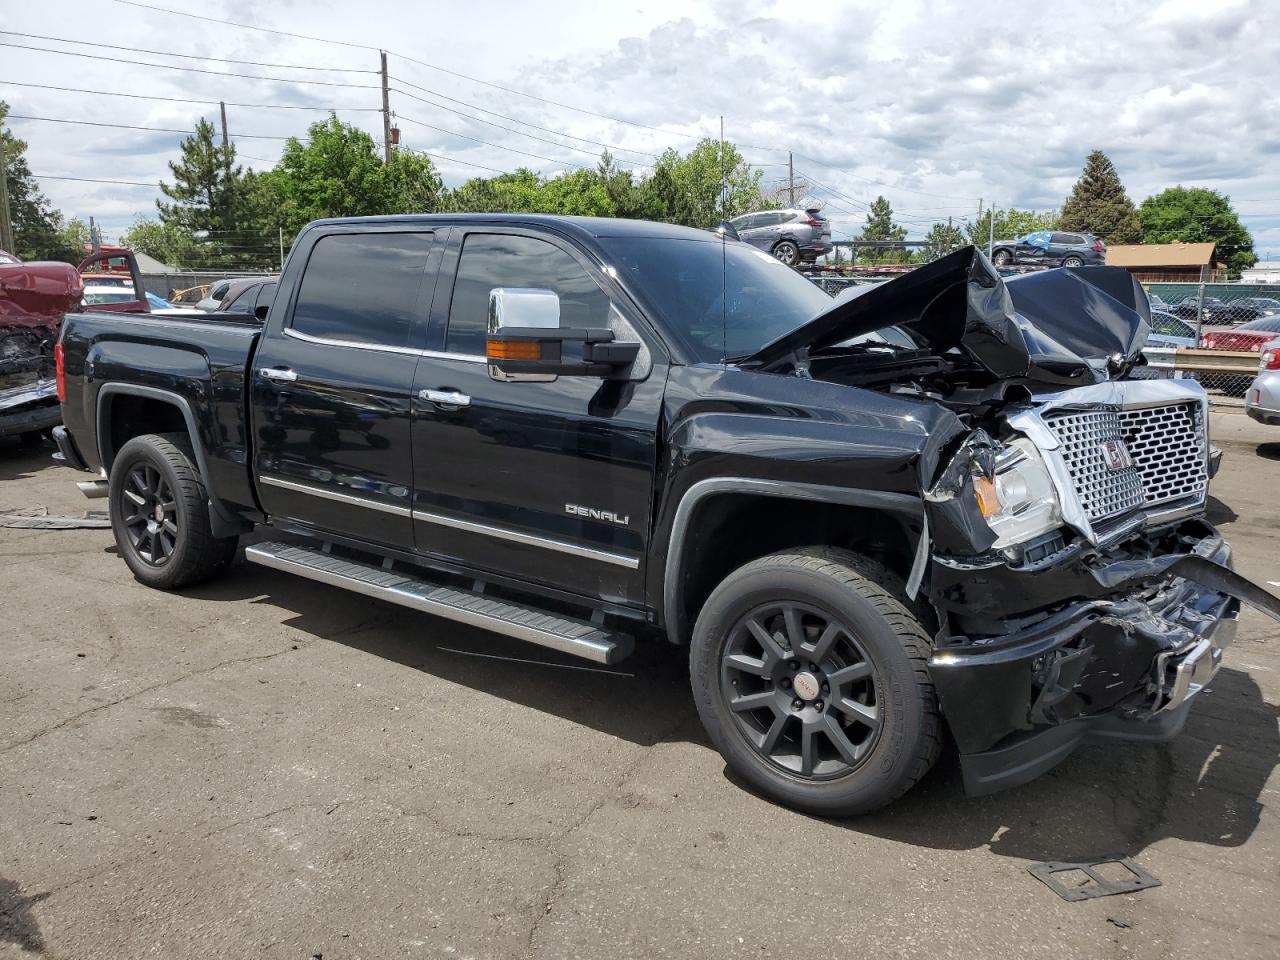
[1, 412, 1277, 959]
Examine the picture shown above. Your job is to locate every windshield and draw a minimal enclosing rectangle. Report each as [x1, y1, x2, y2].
[600, 237, 831, 362]
[1238, 316, 1280, 333]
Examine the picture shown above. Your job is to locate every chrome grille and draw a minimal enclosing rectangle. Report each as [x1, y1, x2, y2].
[1119, 403, 1207, 508]
[1043, 409, 1145, 522]
[1043, 401, 1206, 524]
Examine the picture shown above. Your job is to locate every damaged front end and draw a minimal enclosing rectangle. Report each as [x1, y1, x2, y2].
[0, 258, 83, 439]
[924, 378, 1280, 796]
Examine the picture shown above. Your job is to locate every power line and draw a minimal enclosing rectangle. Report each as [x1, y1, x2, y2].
[793, 151, 980, 203]
[396, 113, 569, 167]
[33, 174, 158, 187]
[109, 0, 709, 140]
[0, 30, 377, 73]
[0, 41, 379, 88]
[7, 114, 306, 141]
[397, 147, 509, 176]
[390, 78, 658, 160]
[1, 79, 382, 112]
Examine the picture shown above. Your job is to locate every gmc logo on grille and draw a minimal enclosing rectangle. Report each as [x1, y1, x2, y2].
[1100, 439, 1134, 471]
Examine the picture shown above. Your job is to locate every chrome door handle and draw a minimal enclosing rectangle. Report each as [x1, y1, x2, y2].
[420, 388, 471, 408]
[259, 367, 297, 382]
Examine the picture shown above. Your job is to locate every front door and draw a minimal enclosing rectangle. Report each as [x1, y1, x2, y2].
[250, 228, 438, 551]
[409, 228, 666, 605]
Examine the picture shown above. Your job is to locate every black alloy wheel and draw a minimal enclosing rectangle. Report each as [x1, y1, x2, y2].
[722, 601, 881, 778]
[119, 461, 179, 566]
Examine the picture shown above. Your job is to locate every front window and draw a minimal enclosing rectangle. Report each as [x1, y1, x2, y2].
[601, 237, 832, 362]
[82, 289, 134, 305]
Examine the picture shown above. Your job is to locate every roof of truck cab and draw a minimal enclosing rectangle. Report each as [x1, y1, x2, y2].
[304, 214, 721, 243]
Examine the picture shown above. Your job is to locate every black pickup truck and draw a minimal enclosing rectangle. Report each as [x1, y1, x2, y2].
[52, 215, 1280, 815]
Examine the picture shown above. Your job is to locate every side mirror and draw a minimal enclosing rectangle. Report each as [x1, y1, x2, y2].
[486, 288, 640, 382]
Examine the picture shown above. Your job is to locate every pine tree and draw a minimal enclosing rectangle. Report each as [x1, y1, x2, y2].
[855, 196, 907, 263]
[156, 119, 250, 267]
[922, 218, 965, 261]
[1059, 150, 1142, 244]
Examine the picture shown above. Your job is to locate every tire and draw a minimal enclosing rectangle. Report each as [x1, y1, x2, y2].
[108, 432, 239, 589]
[991, 249, 1012, 266]
[690, 547, 941, 816]
[1063, 255, 1084, 267]
[772, 240, 800, 266]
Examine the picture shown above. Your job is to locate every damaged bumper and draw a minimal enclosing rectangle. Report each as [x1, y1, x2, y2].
[0, 379, 60, 438]
[927, 526, 1265, 795]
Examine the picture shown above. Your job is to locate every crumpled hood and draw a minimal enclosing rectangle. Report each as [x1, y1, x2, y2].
[746, 246, 1151, 386]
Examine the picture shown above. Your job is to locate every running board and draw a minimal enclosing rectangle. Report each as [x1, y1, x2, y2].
[244, 541, 633, 665]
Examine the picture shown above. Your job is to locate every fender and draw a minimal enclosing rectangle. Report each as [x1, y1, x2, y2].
[660, 477, 926, 644]
[96, 383, 250, 538]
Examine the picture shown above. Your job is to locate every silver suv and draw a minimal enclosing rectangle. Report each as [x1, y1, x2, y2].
[729, 208, 833, 265]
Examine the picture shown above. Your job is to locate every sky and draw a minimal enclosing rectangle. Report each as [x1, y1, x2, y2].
[3, 0, 1279, 261]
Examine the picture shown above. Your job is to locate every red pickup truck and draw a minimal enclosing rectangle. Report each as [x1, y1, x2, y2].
[0, 249, 148, 441]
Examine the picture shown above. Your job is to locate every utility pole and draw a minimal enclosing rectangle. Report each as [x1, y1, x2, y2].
[788, 151, 795, 208]
[219, 101, 229, 150]
[987, 204, 995, 259]
[278, 225, 285, 271]
[718, 115, 726, 217]
[0, 131, 13, 253]
[380, 51, 392, 164]
[89, 216, 101, 254]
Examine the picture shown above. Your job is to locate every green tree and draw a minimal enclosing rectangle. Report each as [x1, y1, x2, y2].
[1, 101, 85, 262]
[1139, 186, 1257, 278]
[921, 219, 965, 261]
[855, 195, 907, 263]
[639, 139, 762, 227]
[120, 217, 211, 269]
[156, 118, 255, 267]
[965, 207, 1059, 248]
[1059, 150, 1142, 243]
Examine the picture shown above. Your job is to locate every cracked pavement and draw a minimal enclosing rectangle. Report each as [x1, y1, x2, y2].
[2, 414, 1278, 959]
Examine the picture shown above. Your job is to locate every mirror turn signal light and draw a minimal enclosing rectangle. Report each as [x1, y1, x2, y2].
[487, 338, 542, 361]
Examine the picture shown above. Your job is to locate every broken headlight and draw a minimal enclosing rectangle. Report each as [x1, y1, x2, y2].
[974, 437, 1063, 549]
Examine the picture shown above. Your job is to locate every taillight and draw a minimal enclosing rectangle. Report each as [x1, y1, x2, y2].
[805, 216, 823, 227]
[1093, 239, 1104, 253]
[55, 342, 66, 403]
[1262, 348, 1280, 370]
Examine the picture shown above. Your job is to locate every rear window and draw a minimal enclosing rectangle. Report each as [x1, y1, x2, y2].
[291, 232, 433, 347]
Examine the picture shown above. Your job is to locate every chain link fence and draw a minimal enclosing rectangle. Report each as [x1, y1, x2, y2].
[1148, 283, 1280, 399]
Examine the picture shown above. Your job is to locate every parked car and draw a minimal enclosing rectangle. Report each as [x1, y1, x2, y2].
[1229, 297, 1280, 318]
[54, 220, 1277, 816]
[1245, 339, 1280, 426]
[1202, 316, 1280, 352]
[1147, 293, 1171, 312]
[195, 277, 242, 312]
[989, 230, 1105, 267]
[728, 208, 833, 265]
[1130, 311, 1196, 381]
[1172, 296, 1265, 325]
[213, 276, 279, 319]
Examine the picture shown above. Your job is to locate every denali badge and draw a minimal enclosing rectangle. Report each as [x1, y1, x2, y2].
[566, 503, 630, 526]
[1101, 439, 1134, 471]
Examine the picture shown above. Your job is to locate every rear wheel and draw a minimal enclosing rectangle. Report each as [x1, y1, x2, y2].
[109, 433, 238, 589]
[690, 548, 941, 816]
[772, 240, 800, 266]
[991, 249, 1012, 266]
[1063, 255, 1084, 267]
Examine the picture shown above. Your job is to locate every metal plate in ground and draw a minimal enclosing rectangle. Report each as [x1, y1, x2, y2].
[1028, 856, 1161, 902]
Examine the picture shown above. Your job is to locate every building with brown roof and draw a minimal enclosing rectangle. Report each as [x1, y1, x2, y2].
[1104, 243, 1224, 282]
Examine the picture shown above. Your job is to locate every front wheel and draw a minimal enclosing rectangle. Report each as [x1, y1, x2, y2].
[108, 433, 238, 589]
[991, 249, 1012, 266]
[690, 548, 941, 816]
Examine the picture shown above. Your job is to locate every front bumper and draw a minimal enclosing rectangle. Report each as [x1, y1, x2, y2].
[0, 380, 61, 438]
[928, 528, 1248, 795]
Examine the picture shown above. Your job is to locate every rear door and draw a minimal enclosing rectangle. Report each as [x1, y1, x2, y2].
[408, 226, 667, 605]
[250, 227, 439, 551]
